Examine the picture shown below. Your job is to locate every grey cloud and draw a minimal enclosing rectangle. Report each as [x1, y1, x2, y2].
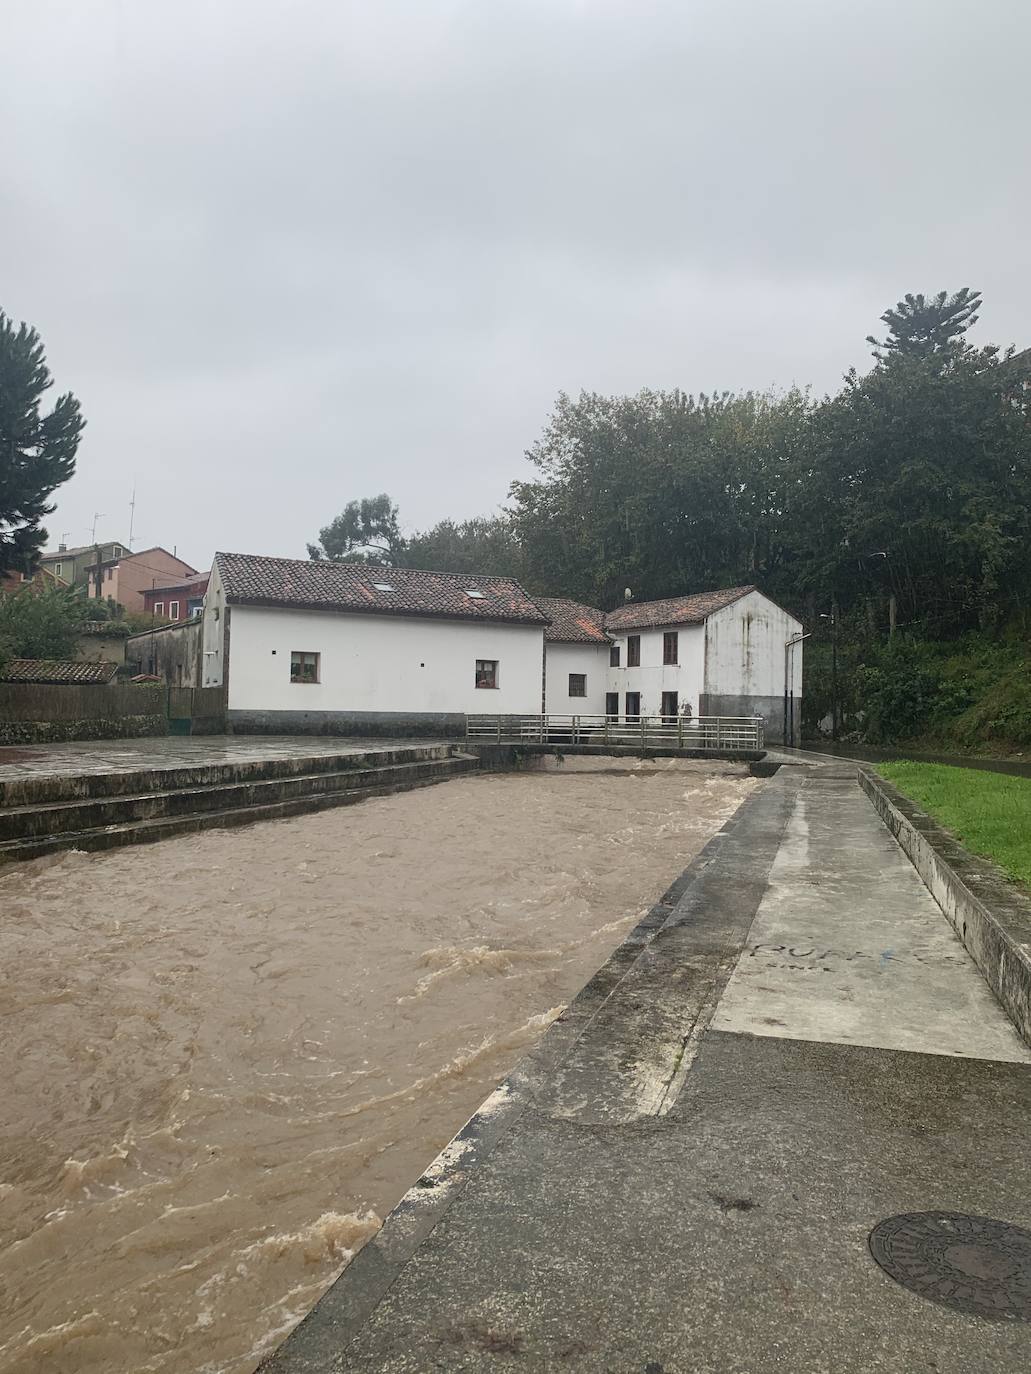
[3, 0, 1028, 565]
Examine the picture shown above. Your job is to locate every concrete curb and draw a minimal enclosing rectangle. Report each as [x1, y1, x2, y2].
[858, 766, 1031, 1050]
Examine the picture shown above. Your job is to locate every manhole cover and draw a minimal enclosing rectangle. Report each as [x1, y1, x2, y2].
[869, 1212, 1031, 1320]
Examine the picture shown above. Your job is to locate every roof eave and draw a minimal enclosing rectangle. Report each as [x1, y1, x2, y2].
[225, 595, 548, 626]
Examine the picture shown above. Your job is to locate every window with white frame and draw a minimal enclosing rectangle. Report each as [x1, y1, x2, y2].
[290, 651, 320, 684]
[154, 601, 164, 615]
[169, 601, 180, 620]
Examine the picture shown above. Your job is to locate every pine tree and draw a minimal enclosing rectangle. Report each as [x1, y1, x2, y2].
[866, 288, 982, 365]
[0, 311, 84, 575]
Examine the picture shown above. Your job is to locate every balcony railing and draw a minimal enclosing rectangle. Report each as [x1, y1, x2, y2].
[466, 713, 765, 752]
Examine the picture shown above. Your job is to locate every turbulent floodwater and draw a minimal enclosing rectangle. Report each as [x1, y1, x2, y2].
[0, 759, 756, 1374]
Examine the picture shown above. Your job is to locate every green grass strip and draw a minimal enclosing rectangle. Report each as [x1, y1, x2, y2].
[878, 762, 1031, 889]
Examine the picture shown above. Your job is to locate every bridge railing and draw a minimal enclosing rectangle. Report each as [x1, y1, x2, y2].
[466, 713, 765, 752]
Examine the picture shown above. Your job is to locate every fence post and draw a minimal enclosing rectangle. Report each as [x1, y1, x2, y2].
[678, 713, 683, 748]
[716, 718, 722, 751]
[496, 717, 502, 743]
[640, 713, 646, 751]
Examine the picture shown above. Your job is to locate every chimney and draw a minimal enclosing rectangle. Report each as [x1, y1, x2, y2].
[59, 543, 67, 552]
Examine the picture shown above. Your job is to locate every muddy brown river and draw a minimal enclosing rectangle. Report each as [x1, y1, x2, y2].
[0, 759, 756, 1374]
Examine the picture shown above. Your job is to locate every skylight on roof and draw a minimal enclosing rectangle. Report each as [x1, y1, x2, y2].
[465, 589, 486, 599]
[373, 583, 395, 592]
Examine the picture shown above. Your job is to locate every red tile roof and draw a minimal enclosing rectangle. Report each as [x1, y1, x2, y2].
[0, 659, 119, 685]
[534, 597, 610, 644]
[215, 553, 549, 626]
[604, 585, 757, 631]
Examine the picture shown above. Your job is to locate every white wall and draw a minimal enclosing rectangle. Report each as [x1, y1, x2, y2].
[704, 590, 803, 700]
[201, 559, 227, 688]
[605, 623, 706, 716]
[224, 606, 545, 714]
[544, 642, 611, 714]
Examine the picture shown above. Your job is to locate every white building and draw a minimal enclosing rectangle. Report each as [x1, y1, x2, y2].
[603, 585, 803, 737]
[201, 553, 548, 735]
[536, 597, 612, 715]
[191, 555, 803, 740]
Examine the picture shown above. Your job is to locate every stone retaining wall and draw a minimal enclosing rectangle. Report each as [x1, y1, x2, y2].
[0, 682, 169, 745]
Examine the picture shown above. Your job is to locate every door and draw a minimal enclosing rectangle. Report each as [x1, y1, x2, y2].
[605, 692, 619, 718]
[661, 690, 678, 721]
[625, 691, 641, 718]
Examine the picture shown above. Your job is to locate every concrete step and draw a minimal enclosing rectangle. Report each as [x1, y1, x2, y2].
[0, 755, 478, 841]
[0, 742, 461, 808]
[0, 754, 480, 863]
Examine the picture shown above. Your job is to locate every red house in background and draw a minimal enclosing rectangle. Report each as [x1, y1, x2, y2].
[142, 574, 209, 622]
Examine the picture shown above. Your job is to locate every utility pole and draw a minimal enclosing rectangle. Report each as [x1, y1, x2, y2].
[832, 605, 839, 741]
[819, 607, 839, 740]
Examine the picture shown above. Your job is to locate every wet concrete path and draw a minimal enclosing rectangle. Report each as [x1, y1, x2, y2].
[711, 768, 1029, 1061]
[0, 734, 450, 783]
[262, 762, 1031, 1374]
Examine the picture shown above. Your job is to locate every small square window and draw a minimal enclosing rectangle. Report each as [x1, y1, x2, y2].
[465, 589, 486, 599]
[291, 651, 320, 684]
[663, 631, 678, 665]
[568, 673, 586, 698]
[627, 635, 641, 667]
[609, 645, 620, 667]
[475, 658, 498, 689]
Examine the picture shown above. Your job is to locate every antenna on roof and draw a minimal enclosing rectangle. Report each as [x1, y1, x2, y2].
[128, 485, 137, 549]
[624, 587, 632, 602]
[91, 511, 105, 543]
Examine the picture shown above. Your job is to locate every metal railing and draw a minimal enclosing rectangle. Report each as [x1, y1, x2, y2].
[466, 713, 765, 752]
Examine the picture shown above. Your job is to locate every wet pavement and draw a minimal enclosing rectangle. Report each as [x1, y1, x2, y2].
[0, 735, 448, 783]
[263, 759, 1031, 1373]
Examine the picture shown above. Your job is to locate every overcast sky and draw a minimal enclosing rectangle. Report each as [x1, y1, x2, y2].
[4, 0, 1029, 572]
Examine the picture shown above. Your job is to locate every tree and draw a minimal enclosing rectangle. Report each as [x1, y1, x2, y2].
[402, 513, 523, 577]
[307, 494, 405, 563]
[0, 311, 84, 575]
[509, 387, 811, 605]
[0, 581, 89, 664]
[866, 288, 982, 366]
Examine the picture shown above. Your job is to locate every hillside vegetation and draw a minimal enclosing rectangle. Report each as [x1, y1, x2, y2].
[803, 631, 1031, 754]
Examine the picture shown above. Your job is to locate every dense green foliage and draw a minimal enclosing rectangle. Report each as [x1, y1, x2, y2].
[307, 494, 406, 563]
[0, 311, 84, 575]
[802, 632, 1031, 751]
[509, 289, 1031, 631]
[0, 582, 90, 664]
[878, 762, 1031, 887]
